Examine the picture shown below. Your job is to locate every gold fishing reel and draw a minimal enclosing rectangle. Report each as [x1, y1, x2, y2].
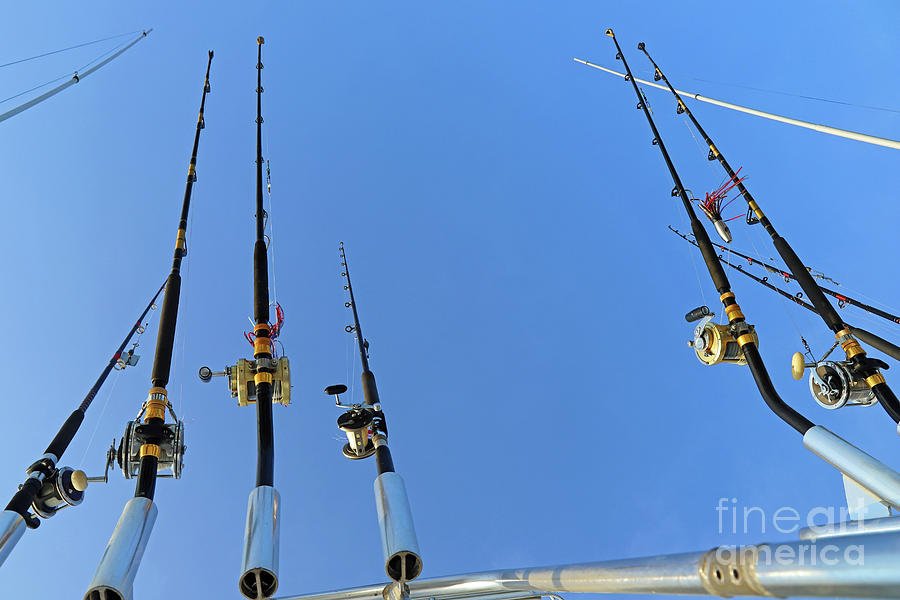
[686, 307, 757, 366]
[198, 356, 291, 407]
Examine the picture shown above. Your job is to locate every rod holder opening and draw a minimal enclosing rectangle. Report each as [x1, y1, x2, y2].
[374, 472, 422, 582]
[84, 497, 157, 600]
[239, 485, 280, 599]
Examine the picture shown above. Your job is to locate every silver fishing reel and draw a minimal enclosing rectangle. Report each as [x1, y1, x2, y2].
[325, 384, 381, 459]
[791, 352, 876, 410]
[686, 306, 756, 366]
[110, 400, 186, 480]
[30, 466, 87, 519]
[199, 356, 291, 407]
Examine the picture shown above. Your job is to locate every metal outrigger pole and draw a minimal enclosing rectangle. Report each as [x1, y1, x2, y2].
[198, 36, 290, 600]
[0, 280, 165, 567]
[325, 243, 422, 593]
[0, 30, 152, 125]
[638, 42, 900, 428]
[84, 49, 213, 600]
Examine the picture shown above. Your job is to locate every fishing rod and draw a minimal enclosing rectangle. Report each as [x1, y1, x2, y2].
[639, 42, 900, 427]
[572, 57, 900, 151]
[701, 237, 900, 326]
[603, 31, 900, 533]
[0, 280, 164, 566]
[0, 30, 152, 125]
[84, 49, 213, 600]
[606, 28, 819, 434]
[198, 37, 289, 600]
[324, 242, 422, 590]
[670, 226, 899, 409]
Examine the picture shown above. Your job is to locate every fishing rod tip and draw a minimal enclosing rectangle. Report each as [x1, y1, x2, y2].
[258, 36, 265, 45]
[604, 28, 614, 38]
[637, 42, 645, 51]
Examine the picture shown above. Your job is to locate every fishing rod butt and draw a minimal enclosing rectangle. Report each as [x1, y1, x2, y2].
[374, 472, 422, 583]
[0, 510, 26, 567]
[84, 497, 158, 600]
[240, 485, 280, 600]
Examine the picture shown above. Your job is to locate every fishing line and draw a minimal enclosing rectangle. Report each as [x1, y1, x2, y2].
[687, 75, 900, 115]
[78, 367, 123, 466]
[681, 114, 717, 178]
[0, 36, 139, 106]
[0, 30, 140, 69]
[177, 188, 197, 420]
[0, 73, 70, 105]
[73, 37, 136, 74]
[745, 219, 811, 350]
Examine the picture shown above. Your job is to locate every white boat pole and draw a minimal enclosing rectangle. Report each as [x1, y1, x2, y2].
[0, 29, 152, 125]
[574, 58, 900, 151]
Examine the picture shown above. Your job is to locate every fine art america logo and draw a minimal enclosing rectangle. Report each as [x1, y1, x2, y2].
[715, 497, 865, 566]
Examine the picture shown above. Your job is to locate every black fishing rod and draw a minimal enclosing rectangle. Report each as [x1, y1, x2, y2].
[0, 280, 165, 565]
[669, 226, 900, 363]
[252, 37, 276, 491]
[702, 237, 900, 326]
[639, 42, 900, 425]
[85, 49, 213, 600]
[324, 243, 423, 586]
[605, 29, 812, 434]
[197, 37, 287, 600]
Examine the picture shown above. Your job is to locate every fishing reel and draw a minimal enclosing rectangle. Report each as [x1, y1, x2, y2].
[686, 306, 757, 366]
[791, 351, 883, 410]
[106, 402, 186, 480]
[27, 462, 88, 520]
[325, 384, 385, 460]
[116, 420, 185, 479]
[198, 356, 291, 407]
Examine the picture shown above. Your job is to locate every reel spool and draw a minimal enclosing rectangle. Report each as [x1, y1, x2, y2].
[31, 466, 87, 519]
[688, 312, 757, 366]
[199, 356, 291, 407]
[337, 407, 376, 460]
[326, 384, 378, 460]
[790, 351, 878, 410]
[116, 420, 185, 479]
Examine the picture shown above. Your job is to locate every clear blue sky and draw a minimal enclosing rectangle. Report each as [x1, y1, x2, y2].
[0, 2, 898, 599]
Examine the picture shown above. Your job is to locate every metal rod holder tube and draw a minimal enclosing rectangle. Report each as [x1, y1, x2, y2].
[803, 426, 900, 509]
[799, 514, 900, 540]
[0, 510, 25, 567]
[275, 530, 900, 599]
[240, 485, 280, 600]
[84, 497, 158, 600]
[374, 472, 422, 582]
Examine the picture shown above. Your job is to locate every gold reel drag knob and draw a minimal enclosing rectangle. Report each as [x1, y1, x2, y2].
[791, 352, 805, 381]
